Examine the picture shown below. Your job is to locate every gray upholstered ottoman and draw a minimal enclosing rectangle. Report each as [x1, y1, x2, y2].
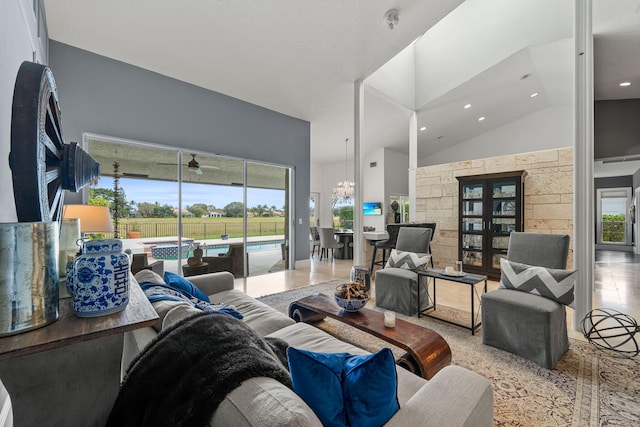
[481, 289, 568, 369]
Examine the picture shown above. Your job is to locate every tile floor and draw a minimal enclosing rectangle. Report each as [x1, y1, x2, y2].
[238, 249, 640, 342]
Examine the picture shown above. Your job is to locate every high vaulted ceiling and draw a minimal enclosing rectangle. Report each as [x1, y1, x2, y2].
[44, 0, 640, 176]
[43, 0, 463, 165]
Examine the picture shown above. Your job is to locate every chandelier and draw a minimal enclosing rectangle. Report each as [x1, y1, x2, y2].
[332, 138, 354, 204]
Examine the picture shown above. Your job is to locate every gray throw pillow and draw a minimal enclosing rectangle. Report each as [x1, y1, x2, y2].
[385, 249, 430, 272]
[499, 258, 577, 307]
[134, 269, 165, 285]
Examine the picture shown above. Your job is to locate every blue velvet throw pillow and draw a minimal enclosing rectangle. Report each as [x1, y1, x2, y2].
[287, 347, 400, 427]
[163, 271, 210, 303]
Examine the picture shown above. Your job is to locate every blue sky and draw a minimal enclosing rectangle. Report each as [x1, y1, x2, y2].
[98, 177, 285, 209]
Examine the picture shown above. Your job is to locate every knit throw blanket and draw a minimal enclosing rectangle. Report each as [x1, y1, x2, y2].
[107, 312, 291, 427]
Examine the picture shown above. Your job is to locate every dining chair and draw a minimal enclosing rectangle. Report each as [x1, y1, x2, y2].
[370, 224, 402, 273]
[318, 227, 344, 261]
[310, 226, 321, 257]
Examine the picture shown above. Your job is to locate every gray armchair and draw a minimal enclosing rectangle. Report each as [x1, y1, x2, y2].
[0, 379, 12, 427]
[481, 232, 571, 369]
[130, 253, 164, 276]
[374, 227, 432, 316]
[203, 243, 247, 278]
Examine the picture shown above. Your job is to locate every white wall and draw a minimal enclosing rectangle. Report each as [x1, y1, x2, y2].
[414, 0, 573, 108]
[384, 148, 410, 196]
[310, 147, 409, 232]
[363, 148, 386, 231]
[420, 104, 572, 166]
[0, 0, 48, 222]
[365, 44, 416, 111]
[312, 159, 354, 228]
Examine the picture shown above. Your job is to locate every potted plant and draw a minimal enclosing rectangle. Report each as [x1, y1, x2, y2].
[126, 222, 142, 239]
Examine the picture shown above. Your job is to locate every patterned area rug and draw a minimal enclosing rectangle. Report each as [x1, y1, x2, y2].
[257, 281, 640, 427]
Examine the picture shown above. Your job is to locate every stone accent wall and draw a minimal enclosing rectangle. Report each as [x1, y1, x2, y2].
[415, 147, 573, 269]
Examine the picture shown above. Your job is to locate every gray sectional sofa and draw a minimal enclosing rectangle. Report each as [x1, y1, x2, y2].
[122, 271, 493, 426]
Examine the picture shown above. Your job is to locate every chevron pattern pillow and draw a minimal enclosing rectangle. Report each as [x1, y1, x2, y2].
[499, 258, 576, 307]
[385, 249, 431, 272]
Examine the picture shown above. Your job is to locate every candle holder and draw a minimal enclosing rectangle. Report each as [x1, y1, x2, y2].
[384, 310, 396, 328]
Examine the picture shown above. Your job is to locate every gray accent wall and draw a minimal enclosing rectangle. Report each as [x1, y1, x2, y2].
[49, 41, 310, 261]
[594, 99, 640, 160]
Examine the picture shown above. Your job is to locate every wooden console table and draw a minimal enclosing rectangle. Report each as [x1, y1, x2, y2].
[289, 293, 451, 379]
[0, 280, 158, 359]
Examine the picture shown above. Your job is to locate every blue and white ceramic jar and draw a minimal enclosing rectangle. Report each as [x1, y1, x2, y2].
[67, 239, 130, 317]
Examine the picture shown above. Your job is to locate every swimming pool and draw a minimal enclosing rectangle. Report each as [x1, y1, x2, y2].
[151, 240, 284, 260]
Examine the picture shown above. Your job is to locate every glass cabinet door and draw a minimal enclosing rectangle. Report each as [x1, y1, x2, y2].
[463, 184, 483, 199]
[488, 179, 520, 273]
[458, 172, 524, 278]
[460, 182, 485, 271]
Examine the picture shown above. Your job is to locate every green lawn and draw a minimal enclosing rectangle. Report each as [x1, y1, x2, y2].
[117, 217, 285, 240]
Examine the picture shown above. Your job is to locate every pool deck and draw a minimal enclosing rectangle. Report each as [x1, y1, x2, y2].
[121, 235, 286, 277]
[122, 234, 285, 254]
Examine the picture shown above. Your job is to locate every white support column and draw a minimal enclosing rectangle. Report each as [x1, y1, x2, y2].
[354, 79, 365, 267]
[409, 111, 418, 221]
[573, 0, 594, 330]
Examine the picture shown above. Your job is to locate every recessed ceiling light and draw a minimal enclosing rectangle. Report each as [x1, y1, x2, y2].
[530, 92, 539, 98]
[420, 126, 427, 131]
[478, 116, 485, 122]
[619, 82, 631, 87]
[464, 104, 472, 109]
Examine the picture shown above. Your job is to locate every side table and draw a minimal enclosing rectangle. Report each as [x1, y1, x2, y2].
[418, 269, 488, 335]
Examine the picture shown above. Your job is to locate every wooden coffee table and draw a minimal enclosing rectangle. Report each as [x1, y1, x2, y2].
[288, 293, 452, 379]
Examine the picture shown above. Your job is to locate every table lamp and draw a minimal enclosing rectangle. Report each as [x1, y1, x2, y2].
[62, 205, 114, 237]
[61, 204, 115, 277]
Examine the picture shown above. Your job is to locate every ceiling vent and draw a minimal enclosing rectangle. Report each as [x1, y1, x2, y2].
[370, 162, 377, 168]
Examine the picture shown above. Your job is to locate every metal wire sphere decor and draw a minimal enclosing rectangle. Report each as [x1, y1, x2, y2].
[580, 308, 640, 357]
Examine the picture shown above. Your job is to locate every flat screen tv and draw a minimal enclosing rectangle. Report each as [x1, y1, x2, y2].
[363, 202, 382, 216]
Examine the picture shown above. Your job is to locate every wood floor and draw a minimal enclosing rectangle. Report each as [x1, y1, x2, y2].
[238, 249, 640, 341]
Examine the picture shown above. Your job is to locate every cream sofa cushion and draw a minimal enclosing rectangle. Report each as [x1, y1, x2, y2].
[211, 377, 322, 427]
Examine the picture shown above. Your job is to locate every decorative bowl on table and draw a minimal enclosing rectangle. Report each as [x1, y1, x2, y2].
[334, 282, 370, 312]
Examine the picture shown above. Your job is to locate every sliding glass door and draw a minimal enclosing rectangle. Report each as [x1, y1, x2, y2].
[85, 134, 291, 278]
[180, 154, 246, 277]
[246, 162, 289, 276]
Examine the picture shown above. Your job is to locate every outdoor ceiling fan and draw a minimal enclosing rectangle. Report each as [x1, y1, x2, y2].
[158, 154, 220, 175]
